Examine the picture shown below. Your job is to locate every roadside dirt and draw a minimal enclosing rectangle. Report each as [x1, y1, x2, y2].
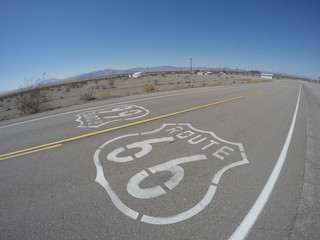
[0, 72, 271, 121]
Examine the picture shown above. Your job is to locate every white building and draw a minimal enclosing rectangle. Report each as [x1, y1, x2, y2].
[132, 71, 147, 78]
[261, 73, 273, 79]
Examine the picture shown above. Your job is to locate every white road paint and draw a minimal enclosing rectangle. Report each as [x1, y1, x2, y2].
[213, 146, 234, 160]
[0, 84, 257, 129]
[94, 123, 249, 225]
[75, 104, 150, 128]
[127, 154, 207, 199]
[107, 137, 174, 162]
[94, 149, 140, 220]
[140, 185, 217, 225]
[127, 170, 167, 199]
[229, 84, 301, 240]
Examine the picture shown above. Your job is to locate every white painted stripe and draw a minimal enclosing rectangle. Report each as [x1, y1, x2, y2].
[140, 185, 217, 225]
[0, 85, 257, 129]
[94, 148, 140, 220]
[229, 84, 301, 240]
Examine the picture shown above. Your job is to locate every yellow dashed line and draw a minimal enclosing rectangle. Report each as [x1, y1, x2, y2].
[0, 85, 283, 160]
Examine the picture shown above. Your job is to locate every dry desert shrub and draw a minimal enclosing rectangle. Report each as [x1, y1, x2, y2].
[123, 90, 130, 96]
[80, 90, 96, 102]
[142, 84, 155, 92]
[99, 91, 111, 99]
[200, 81, 208, 87]
[153, 79, 159, 86]
[15, 89, 50, 115]
[65, 86, 71, 92]
[108, 79, 115, 88]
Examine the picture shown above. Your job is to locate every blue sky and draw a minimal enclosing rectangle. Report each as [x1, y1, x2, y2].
[1, 0, 319, 91]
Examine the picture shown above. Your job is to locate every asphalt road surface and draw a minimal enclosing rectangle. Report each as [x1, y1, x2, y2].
[1, 80, 319, 239]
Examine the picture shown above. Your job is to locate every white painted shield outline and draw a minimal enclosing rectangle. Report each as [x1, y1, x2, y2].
[76, 104, 150, 128]
[93, 123, 249, 225]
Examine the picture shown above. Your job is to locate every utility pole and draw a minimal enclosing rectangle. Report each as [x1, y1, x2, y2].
[190, 58, 193, 74]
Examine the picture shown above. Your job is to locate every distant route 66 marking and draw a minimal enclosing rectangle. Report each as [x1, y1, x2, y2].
[93, 123, 249, 225]
[75, 104, 149, 128]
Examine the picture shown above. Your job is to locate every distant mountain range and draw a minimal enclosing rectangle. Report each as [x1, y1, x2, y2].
[31, 65, 314, 88]
[1, 66, 312, 96]
[41, 66, 249, 85]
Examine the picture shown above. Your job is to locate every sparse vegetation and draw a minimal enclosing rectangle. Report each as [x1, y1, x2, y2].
[142, 84, 155, 92]
[1, 72, 273, 121]
[99, 91, 111, 99]
[109, 79, 115, 88]
[153, 79, 159, 86]
[123, 90, 130, 96]
[71, 83, 78, 89]
[80, 90, 96, 102]
[15, 88, 50, 115]
[65, 86, 71, 92]
[200, 81, 208, 87]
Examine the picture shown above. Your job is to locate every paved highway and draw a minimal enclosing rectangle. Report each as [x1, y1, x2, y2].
[1, 80, 319, 239]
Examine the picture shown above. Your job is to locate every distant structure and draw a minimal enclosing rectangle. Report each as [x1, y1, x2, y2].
[197, 71, 212, 76]
[130, 71, 147, 78]
[261, 73, 274, 79]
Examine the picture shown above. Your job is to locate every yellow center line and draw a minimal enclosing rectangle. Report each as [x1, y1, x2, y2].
[0, 85, 283, 161]
[0, 144, 62, 161]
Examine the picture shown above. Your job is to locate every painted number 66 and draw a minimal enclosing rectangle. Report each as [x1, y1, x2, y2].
[107, 138, 207, 199]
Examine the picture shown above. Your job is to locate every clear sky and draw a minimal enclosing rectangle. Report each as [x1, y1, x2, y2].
[1, 0, 319, 92]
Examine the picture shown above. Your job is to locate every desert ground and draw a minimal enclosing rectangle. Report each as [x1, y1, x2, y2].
[0, 72, 273, 121]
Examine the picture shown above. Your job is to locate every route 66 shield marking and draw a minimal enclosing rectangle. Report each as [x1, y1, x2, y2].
[93, 123, 248, 225]
[75, 104, 149, 128]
